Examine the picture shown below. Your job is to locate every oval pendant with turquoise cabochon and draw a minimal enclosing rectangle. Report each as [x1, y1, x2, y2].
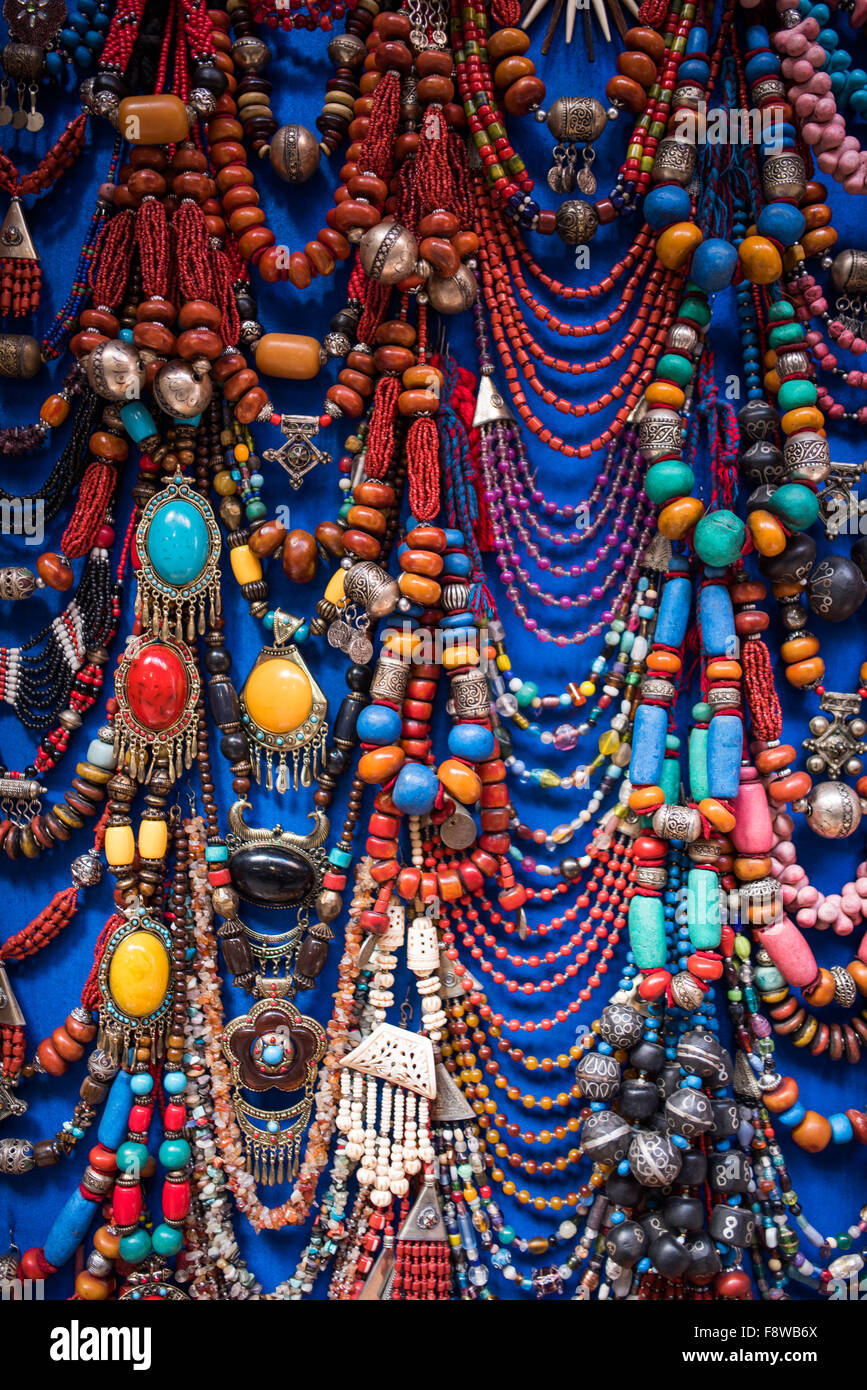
[146, 495, 211, 587]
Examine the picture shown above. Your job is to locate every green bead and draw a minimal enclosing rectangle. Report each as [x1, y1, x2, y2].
[116, 1140, 149, 1176]
[768, 300, 795, 322]
[688, 726, 709, 801]
[767, 482, 819, 531]
[768, 320, 805, 349]
[693, 508, 745, 566]
[679, 295, 711, 327]
[538, 770, 561, 789]
[687, 866, 722, 950]
[655, 352, 693, 387]
[159, 1138, 191, 1171]
[692, 702, 712, 722]
[628, 894, 666, 969]
[516, 682, 538, 707]
[118, 1229, 152, 1264]
[665, 734, 680, 750]
[776, 378, 817, 413]
[152, 1223, 184, 1257]
[659, 756, 681, 806]
[734, 933, 751, 960]
[645, 460, 695, 505]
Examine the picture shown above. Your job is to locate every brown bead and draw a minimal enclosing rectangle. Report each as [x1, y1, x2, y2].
[452, 230, 480, 258]
[282, 528, 318, 584]
[373, 344, 415, 374]
[375, 319, 416, 348]
[792, 1110, 832, 1153]
[494, 55, 535, 88]
[288, 252, 313, 288]
[314, 520, 346, 559]
[342, 528, 381, 559]
[132, 322, 176, 354]
[306, 240, 335, 276]
[400, 548, 444, 578]
[333, 199, 381, 233]
[618, 51, 658, 89]
[171, 170, 213, 202]
[88, 431, 128, 462]
[801, 203, 831, 231]
[37, 552, 74, 591]
[398, 388, 439, 415]
[248, 519, 287, 558]
[419, 236, 460, 276]
[374, 40, 413, 74]
[222, 368, 258, 402]
[177, 328, 223, 361]
[802, 227, 838, 256]
[624, 26, 667, 63]
[36, 1037, 67, 1076]
[487, 26, 530, 62]
[65, 1012, 96, 1043]
[503, 76, 546, 115]
[229, 205, 267, 236]
[785, 656, 825, 688]
[346, 504, 386, 536]
[40, 394, 70, 427]
[222, 183, 259, 214]
[417, 74, 455, 104]
[405, 525, 448, 552]
[354, 480, 395, 508]
[801, 180, 827, 206]
[215, 162, 254, 192]
[317, 226, 351, 261]
[418, 210, 460, 239]
[52, 1025, 84, 1062]
[235, 386, 268, 424]
[415, 50, 453, 77]
[326, 382, 364, 417]
[237, 226, 276, 261]
[212, 351, 246, 383]
[255, 332, 323, 380]
[605, 74, 646, 114]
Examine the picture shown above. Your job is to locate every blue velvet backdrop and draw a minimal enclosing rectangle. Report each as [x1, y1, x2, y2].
[0, 10, 865, 1300]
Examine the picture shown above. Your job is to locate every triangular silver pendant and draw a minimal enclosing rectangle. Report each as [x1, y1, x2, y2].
[431, 1062, 475, 1123]
[733, 1050, 761, 1102]
[0, 199, 37, 261]
[472, 372, 515, 428]
[358, 1238, 396, 1300]
[271, 608, 304, 647]
[0, 967, 25, 1027]
[397, 1183, 447, 1241]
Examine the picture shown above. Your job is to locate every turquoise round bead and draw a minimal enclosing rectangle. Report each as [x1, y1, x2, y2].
[655, 352, 693, 387]
[146, 499, 209, 586]
[645, 460, 695, 505]
[152, 1223, 184, 1256]
[118, 1229, 152, 1264]
[159, 1138, 191, 1170]
[776, 378, 817, 413]
[767, 483, 819, 531]
[693, 509, 745, 566]
[130, 1072, 154, 1095]
[116, 1140, 149, 1175]
[163, 1070, 186, 1094]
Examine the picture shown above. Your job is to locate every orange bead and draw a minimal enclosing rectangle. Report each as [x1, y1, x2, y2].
[780, 634, 820, 663]
[764, 1076, 799, 1113]
[733, 856, 773, 881]
[658, 496, 705, 539]
[438, 758, 482, 805]
[784, 657, 825, 689]
[754, 744, 796, 774]
[791, 1110, 832, 1153]
[767, 770, 812, 802]
[644, 381, 685, 409]
[358, 745, 406, 784]
[705, 659, 742, 681]
[629, 784, 665, 813]
[398, 571, 442, 605]
[738, 235, 783, 284]
[748, 508, 787, 557]
[698, 797, 736, 833]
[75, 1271, 111, 1301]
[656, 221, 703, 270]
[804, 967, 835, 1008]
[781, 406, 824, 435]
[646, 650, 682, 674]
[40, 394, 70, 427]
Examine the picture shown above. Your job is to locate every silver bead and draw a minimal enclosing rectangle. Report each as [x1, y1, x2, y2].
[762, 152, 806, 202]
[554, 199, 598, 246]
[71, 851, 103, 888]
[360, 221, 419, 285]
[269, 124, 321, 184]
[324, 331, 351, 357]
[806, 780, 863, 838]
[640, 675, 676, 702]
[231, 35, 270, 72]
[88, 1048, 119, 1083]
[152, 358, 213, 418]
[830, 249, 867, 295]
[238, 319, 262, 346]
[85, 338, 146, 402]
[783, 429, 830, 484]
[327, 32, 366, 67]
[441, 582, 470, 612]
[830, 964, 857, 1008]
[315, 889, 343, 922]
[0, 1138, 34, 1175]
[638, 409, 683, 461]
[546, 96, 607, 143]
[189, 89, 217, 118]
[672, 83, 705, 111]
[343, 560, 400, 619]
[651, 137, 696, 185]
[666, 322, 699, 355]
[652, 804, 700, 842]
[426, 264, 478, 314]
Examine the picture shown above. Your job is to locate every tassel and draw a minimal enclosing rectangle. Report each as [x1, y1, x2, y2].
[89, 208, 136, 310]
[81, 915, 120, 1012]
[366, 375, 402, 478]
[742, 638, 783, 741]
[172, 200, 215, 303]
[0, 1024, 26, 1081]
[61, 460, 116, 559]
[0, 199, 40, 318]
[406, 415, 441, 522]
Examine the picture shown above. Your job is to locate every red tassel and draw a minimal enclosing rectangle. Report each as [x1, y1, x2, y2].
[0, 885, 79, 964]
[365, 375, 402, 478]
[406, 415, 441, 522]
[81, 915, 120, 1012]
[61, 461, 116, 559]
[0, 1023, 26, 1081]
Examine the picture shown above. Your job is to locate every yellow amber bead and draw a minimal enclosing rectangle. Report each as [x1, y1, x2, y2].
[781, 406, 824, 435]
[234, 444, 250, 463]
[104, 824, 135, 867]
[658, 495, 705, 539]
[323, 569, 346, 606]
[383, 629, 422, 660]
[229, 544, 263, 586]
[656, 221, 703, 270]
[254, 333, 325, 381]
[496, 653, 511, 671]
[108, 930, 170, 1018]
[598, 730, 620, 756]
[244, 658, 313, 735]
[213, 470, 237, 496]
[118, 94, 189, 145]
[442, 643, 480, 670]
[738, 235, 782, 284]
[748, 508, 787, 557]
[138, 818, 168, 860]
[438, 758, 483, 804]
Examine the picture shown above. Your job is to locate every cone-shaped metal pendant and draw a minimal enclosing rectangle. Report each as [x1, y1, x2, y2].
[472, 371, 515, 428]
[0, 199, 37, 261]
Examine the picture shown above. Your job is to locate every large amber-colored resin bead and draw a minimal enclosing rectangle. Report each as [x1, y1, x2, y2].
[785, 657, 825, 688]
[230, 544, 263, 586]
[244, 658, 313, 734]
[658, 496, 705, 539]
[108, 931, 170, 1018]
[748, 508, 787, 556]
[118, 94, 189, 144]
[138, 819, 168, 860]
[791, 1110, 832, 1153]
[438, 758, 482, 805]
[255, 333, 324, 380]
[105, 824, 135, 867]
[738, 235, 783, 284]
[656, 221, 702, 270]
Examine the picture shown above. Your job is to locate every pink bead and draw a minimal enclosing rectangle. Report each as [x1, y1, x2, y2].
[796, 908, 818, 928]
[836, 912, 856, 937]
[815, 96, 837, 120]
[792, 59, 817, 83]
[798, 886, 819, 907]
[756, 916, 817, 988]
[731, 777, 774, 855]
[795, 92, 819, 117]
[775, 840, 797, 865]
[773, 813, 794, 837]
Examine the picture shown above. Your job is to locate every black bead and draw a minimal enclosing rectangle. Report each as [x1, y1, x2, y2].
[219, 731, 248, 762]
[93, 72, 127, 97]
[192, 63, 228, 94]
[649, 1232, 691, 1279]
[807, 554, 867, 623]
[618, 1077, 659, 1121]
[345, 663, 372, 692]
[676, 1148, 708, 1186]
[663, 1195, 704, 1231]
[759, 530, 816, 585]
[605, 1220, 647, 1268]
[605, 1171, 642, 1206]
[629, 1040, 666, 1074]
[204, 647, 232, 675]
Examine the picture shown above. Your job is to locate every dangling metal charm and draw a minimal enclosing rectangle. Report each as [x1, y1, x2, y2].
[135, 472, 222, 642]
[222, 995, 326, 1184]
[239, 615, 328, 792]
[262, 414, 331, 491]
[113, 633, 200, 781]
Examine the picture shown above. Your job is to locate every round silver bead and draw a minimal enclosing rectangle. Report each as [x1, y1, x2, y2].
[546, 96, 608, 143]
[360, 222, 419, 285]
[85, 339, 146, 402]
[152, 358, 213, 418]
[806, 780, 863, 838]
[831, 965, 858, 1008]
[554, 199, 599, 246]
[426, 264, 478, 314]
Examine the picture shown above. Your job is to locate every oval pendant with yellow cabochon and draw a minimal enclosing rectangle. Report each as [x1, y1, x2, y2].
[108, 931, 171, 1019]
[98, 912, 174, 1057]
[239, 625, 328, 793]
